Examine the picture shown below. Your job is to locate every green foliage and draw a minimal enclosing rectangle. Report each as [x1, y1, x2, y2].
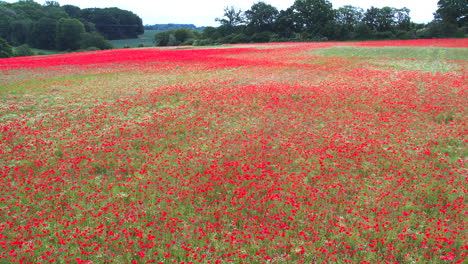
[336, 5, 364, 28]
[173, 28, 195, 44]
[81, 8, 144, 40]
[0, 37, 13, 58]
[215, 6, 245, 27]
[245, 1, 279, 32]
[155, 31, 173, 46]
[221, 33, 250, 44]
[419, 21, 463, 38]
[0, 1, 143, 51]
[62, 4, 81, 19]
[56, 18, 85, 51]
[274, 8, 297, 38]
[292, 0, 335, 36]
[435, 0, 468, 26]
[251, 31, 271, 42]
[30, 18, 57, 49]
[14, 44, 34, 57]
[9, 19, 33, 46]
[80, 31, 113, 50]
[155, 28, 198, 46]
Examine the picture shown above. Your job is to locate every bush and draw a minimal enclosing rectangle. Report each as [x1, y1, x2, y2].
[14, 44, 34, 57]
[174, 28, 195, 43]
[193, 39, 217, 46]
[422, 21, 458, 38]
[80, 32, 113, 50]
[251, 32, 271, 43]
[155, 31, 181, 46]
[221, 33, 250, 44]
[0, 37, 13, 58]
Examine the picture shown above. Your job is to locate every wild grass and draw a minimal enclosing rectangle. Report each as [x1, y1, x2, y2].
[313, 46, 468, 72]
[314, 46, 468, 60]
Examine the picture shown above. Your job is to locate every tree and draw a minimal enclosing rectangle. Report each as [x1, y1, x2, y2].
[31, 17, 57, 49]
[56, 18, 85, 50]
[155, 31, 175, 46]
[336, 5, 364, 39]
[81, 8, 143, 39]
[274, 8, 298, 38]
[45, 1, 60, 7]
[215, 6, 245, 27]
[0, 5, 16, 40]
[291, 0, 335, 37]
[394, 8, 411, 30]
[0, 37, 13, 58]
[434, 0, 467, 26]
[173, 28, 195, 44]
[63, 5, 81, 19]
[336, 5, 364, 28]
[9, 19, 33, 46]
[42, 1, 68, 20]
[14, 44, 34, 57]
[363, 6, 396, 32]
[245, 1, 279, 32]
[80, 31, 112, 50]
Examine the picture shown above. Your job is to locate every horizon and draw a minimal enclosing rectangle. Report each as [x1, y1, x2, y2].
[2, 0, 439, 27]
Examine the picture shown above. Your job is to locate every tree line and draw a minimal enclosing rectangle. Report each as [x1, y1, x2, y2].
[0, 0, 143, 54]
[156, 0, 467, 46]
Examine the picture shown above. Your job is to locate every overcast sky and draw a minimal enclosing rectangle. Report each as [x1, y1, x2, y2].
[4, 0, 438, 26]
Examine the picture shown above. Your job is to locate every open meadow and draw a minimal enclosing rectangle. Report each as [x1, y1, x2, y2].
[0, 39, 467, 263]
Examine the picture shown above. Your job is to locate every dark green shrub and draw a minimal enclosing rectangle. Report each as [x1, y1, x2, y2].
[14, 44, 34, 57]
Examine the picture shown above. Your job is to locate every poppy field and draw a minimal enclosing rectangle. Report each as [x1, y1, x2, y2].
[0, 39, 467, 263]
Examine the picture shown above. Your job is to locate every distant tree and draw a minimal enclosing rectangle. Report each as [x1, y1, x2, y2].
[0, 5, 16, 40]
[81, 8, 143, 39]
[14, 44, 34, 57]
[155, 31, 175, 46]
[0, 37, 13, 58]
[274, 8, 298, 38]
[31, 17, 57, 49]
[336, 5, 363, 28]
[10, 0, 43, 20]
[394, 8, 411, 30]
[44, 1, 60, 7]
[291, 0, 335, 37]
[80, 31, 112, 50]
[245, 2, 279, 32]
[173, 28, 195, 44]
[434, 0, 467, 26]
[113, 8, 144, 38]
[63, 5, 82, 19]
[56, 18, 85, 50]
[42, 1, 68, 20]
[201, 26, 219, 40]
[167, 34, 178, 46]
[9, 19, 33, 46]
[363, 6, 400, 32]
[251, 31, 271, 42]
[215, 6, 245, 27]
[336, 5, 364, 39]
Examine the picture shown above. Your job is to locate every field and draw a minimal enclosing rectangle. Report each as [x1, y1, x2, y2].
[108, 30, 159, 49]
[0, 39, 467, 263]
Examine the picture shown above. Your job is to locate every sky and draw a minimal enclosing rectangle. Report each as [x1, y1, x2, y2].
[4, 0, 439, 27]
